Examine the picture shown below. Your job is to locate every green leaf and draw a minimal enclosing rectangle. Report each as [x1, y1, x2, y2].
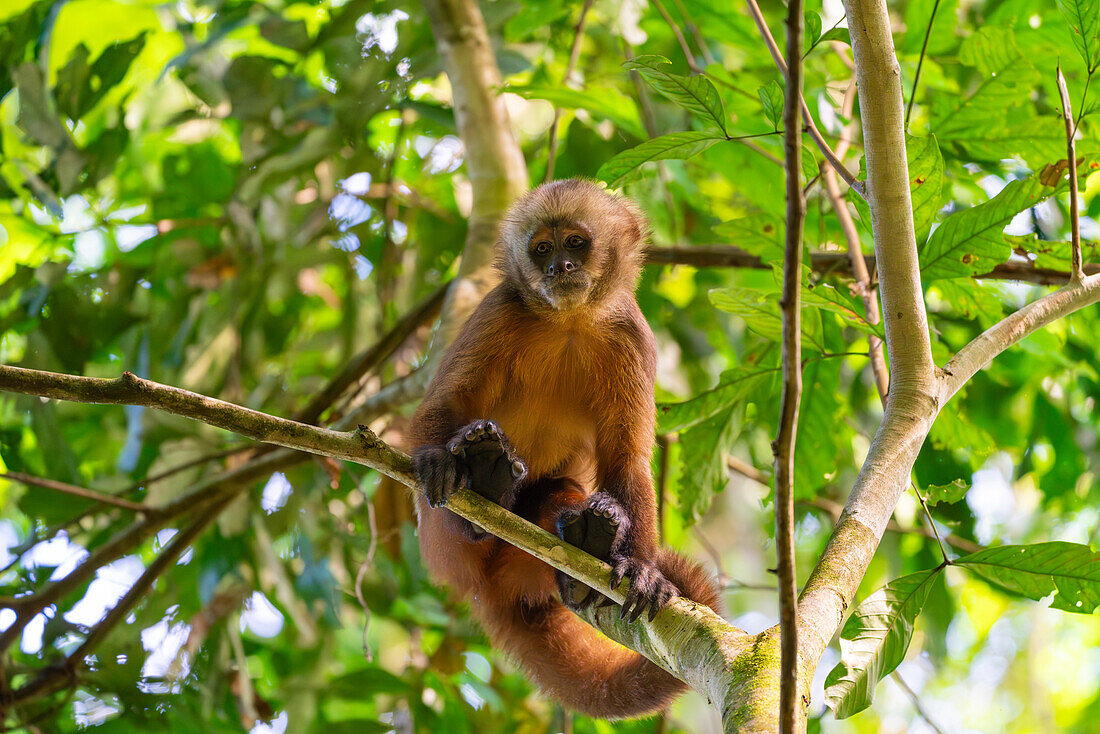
[327, 666, 410, 698]
[12, 62, 69, 148]
[819, 26, 851, 46]
[804, 11, 823, 48]
[598, 131, 725, 188]
[623, 55, 727, 133]
[713, 214, 784, 266]
[824, 568, 945, 719]
[801, 143, 819, 183]
[757, 80, 784, 130]
[802, 282, 885, 339]
[957, 542, 1100, 614]
[1057, 0, 1100, 73]
[710, 286, 825, 351]
[906, 134, 945, 236]
[920, 173, 1065, 281]
[657, 364, 777, 433]
[513, 86, 645, 139]
[924, 479, 969, 505]
[677, 407, 740, 524]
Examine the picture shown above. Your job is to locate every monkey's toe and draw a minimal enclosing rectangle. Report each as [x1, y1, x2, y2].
[610, 557, 680, 623]
[412, 445, 467, 508]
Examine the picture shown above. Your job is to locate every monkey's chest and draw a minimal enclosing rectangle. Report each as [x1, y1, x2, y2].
[489, 383, 597, 482]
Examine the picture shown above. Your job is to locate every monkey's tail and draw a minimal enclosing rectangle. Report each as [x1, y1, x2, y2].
[478, 549, 721, 719]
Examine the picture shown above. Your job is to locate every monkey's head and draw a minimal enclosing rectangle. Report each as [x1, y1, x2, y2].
[498, 180, 648, 313]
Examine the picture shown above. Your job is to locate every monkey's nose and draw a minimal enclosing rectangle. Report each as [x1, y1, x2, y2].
[562, 260, 575, 273]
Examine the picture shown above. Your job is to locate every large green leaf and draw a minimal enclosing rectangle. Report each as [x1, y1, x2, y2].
[907, 134, 945, 236]
[919, 173, 1065, 281]
[513, 86, 645, 139]
[622, 55, 727, 133]
[824, 568, 945, 719]
[957, 542, 1100, 614]
[598, 131, 725, 188]
[1057, 0, 1100, 73]
[657, 364, 777, 433]
[676, 407, 740, 524]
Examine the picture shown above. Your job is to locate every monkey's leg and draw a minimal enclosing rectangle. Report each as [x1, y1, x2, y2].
[558, 493, 681, 622]
[489, 479, 587, 606]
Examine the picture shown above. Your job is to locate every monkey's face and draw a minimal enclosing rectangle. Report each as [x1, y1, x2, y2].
[498, 179, 648, 313]
[526, 221, 595, 309]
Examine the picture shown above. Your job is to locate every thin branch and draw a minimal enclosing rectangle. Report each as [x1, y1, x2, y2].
[940, 272, 1100, 401]
[776, 1, 805, 727]
[544, 0, 594, 183]
[891, 671, 947, 734]
[1057, 66, 1085, 283]
[0, 365, 745, 713]
[825, 73, 890, 403]
[295, 281, 449, 424]
[801, 496, 981, 555]
[644, 245, 1099, 284]
[0, 472, 147, 513]
[904, 0, 942, 130]
[355, 497, 379, 662]
[670, 0, 716, 66]
[745, 0, 865, 198]
[910, 481, 950, 564]
[652, 0, 701, 73]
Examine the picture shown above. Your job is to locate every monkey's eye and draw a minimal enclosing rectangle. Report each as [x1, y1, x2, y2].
[534, 241, 552, 256]
[565, 235, 587, 249]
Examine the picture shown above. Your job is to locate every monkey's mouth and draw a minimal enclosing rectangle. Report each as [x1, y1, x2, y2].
[541, 273, 591, 306]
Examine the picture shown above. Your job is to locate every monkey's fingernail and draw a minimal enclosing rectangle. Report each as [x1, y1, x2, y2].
[466, 429, 477, 441]
[648, 605, 659, 622]
[511, 460, 525, 478]
[449, 444, 462, 455]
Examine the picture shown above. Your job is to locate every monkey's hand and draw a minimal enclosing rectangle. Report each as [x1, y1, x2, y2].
[413, 420, 528, 509]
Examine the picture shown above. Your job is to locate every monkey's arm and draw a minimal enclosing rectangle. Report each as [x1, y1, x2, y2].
[409, 288, 526, 512]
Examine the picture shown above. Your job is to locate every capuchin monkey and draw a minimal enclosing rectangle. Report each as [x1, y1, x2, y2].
[409, 179, 720, 719]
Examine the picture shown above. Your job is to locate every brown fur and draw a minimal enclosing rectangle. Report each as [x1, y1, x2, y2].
[410, 180, 720, 719]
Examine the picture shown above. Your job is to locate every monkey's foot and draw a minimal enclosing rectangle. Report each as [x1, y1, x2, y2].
[610, 556, 680, 623]
[555, 493, 628, 611]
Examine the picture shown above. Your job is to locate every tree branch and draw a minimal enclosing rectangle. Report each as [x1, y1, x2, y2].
[744, 0, 865, 198]
[775, 0, 806, 727]
[0, 471, 147, 513]
[422, 0, 528, 346]
[0, 366, 744, 712]
[797, 0, 937, 686]
[1056, 66, 1085, 283]
[642, 246, 1099, 285]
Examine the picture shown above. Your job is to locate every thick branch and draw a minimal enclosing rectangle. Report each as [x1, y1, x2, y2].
[797, 0, 936, 680]
[0, 366, 743, 709]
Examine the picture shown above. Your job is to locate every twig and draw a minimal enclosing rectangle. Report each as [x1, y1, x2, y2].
[354, 498, 379, 661]
[295, 281, 449, 424]
[1057, 66, 1085, 283]
[228, 611, 260, 725]
[643, 245, 1100, 285]
[904, 0, 942, 130]
[656, 435, 671, 543]
[891, 671, 947, 734]
[801, 496, 981, 554]
[910, 482, 950, 564]
[378, 110, 412, 309]
[652, 0, 701, 73]
[544, 0, 594, 183]
[1, 472, 147, 513]
[745, 0, 865, 198]
[776, 1, 805, 728]
[670, 0, 716, 66]
[825, 75, 890, 402]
